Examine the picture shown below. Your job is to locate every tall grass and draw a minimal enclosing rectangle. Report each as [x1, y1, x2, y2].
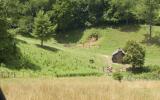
[1, 77, 160, 100]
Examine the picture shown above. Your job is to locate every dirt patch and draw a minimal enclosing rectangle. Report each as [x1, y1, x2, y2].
[77, 35, 100, 48]
[89, 34, 99, 42]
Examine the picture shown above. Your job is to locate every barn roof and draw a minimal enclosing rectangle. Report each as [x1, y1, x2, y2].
[112, 48, 125, 56]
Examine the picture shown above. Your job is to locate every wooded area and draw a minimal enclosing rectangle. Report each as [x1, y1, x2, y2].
[0, 0, 160, 32]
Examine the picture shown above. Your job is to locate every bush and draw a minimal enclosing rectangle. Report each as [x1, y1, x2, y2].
[112, 72, 123, 82]
[123, 40, 145, 68]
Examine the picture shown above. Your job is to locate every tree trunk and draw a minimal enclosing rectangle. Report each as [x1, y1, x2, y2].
[126, 12, 129, 25]
[126, 18, 129, 25]
[148, 0, 152, 43]
[149, 23, 152, 42]
[132, 64, 135, 70]
[41, 39, 43, 47]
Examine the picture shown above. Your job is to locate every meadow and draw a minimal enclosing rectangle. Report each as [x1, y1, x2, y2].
[1, 1, 160, 100]
[1, 77, 160, 100]
[1, 25, 160, 79]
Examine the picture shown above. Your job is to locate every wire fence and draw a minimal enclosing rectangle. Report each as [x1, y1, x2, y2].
[0, 71, 16, 78]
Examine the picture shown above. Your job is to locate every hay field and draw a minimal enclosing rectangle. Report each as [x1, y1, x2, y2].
[0, 77, 160, 100]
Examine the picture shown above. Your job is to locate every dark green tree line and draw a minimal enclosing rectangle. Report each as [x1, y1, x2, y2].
[1, 0, 159, 32]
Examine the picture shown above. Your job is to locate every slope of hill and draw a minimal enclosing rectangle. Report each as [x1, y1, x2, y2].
[0, 25, 160, 79]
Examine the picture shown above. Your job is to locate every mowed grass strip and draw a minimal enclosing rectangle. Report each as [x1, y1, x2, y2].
[1, 77, 160, 100]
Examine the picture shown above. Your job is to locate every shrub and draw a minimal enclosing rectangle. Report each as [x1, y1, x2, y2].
[112, 72, 123, 82]
[123, 40, 145, 68]
[89, 32, 99, 40]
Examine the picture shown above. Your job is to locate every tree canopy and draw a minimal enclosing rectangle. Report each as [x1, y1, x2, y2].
[0, 0, 158, 33]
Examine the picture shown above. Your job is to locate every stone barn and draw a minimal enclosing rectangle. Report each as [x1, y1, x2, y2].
[112, 48, 125, 63]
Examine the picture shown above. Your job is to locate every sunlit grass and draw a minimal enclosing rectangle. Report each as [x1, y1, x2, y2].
[1, 77, 160, 100]
[0, 25, 160, 77]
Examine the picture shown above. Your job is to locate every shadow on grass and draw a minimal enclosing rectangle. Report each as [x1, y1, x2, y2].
[126, 67, 150, 74]
[15, 38, 28, 44]
[54, 28, 85, 44]
[119, 24, 141, 33]
[20, 33, 35, 38]
[4, 48, 41, 71]
[36, 44, 60, 52]
[5, 57, 41, 71]
[0, 88, 6, 100]
[141, 34, 160, 46]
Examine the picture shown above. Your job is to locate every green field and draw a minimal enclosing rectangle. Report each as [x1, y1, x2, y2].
[1, 25, 160, 79]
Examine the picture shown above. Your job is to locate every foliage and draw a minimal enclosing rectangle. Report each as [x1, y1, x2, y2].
[87, 0, 105, 25]
[112, 72, 123, 82]
[33, 10, 56, 46]
[1, 0, 160, 31]
[50, 0, 88, 31]
[0, 19, 17, 63]
[103, 0, 136, 24]
[0, 1, 17, 63]
[123, 41, 145, 68]
[17, 16, 33, 35]
[135, 0, 160, 41]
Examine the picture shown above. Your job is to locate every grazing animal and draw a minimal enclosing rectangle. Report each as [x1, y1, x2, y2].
[0, 88, 6, 100]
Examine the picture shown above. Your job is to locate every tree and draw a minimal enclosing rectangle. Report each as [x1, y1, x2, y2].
[1, 0, 21, 27]
[29, 0, 49, 16]
[51, 0, 76, 31]
[87, 0, 105, 25]
[0, 1, 17, 63]
[103, 0, 136, 24]
[145, 0, 159, 42]
[17, 16, 33, 35]
[123, 41, 145, 68]
[136, 0, 159, 42]
[117, 0, 136, 24]
[33, 10, 56, 46]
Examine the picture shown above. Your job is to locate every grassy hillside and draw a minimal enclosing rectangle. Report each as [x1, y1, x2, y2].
[0, 25, 160, 78]
[79, 25, 160, 66]
[1, 35, 105, 77]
